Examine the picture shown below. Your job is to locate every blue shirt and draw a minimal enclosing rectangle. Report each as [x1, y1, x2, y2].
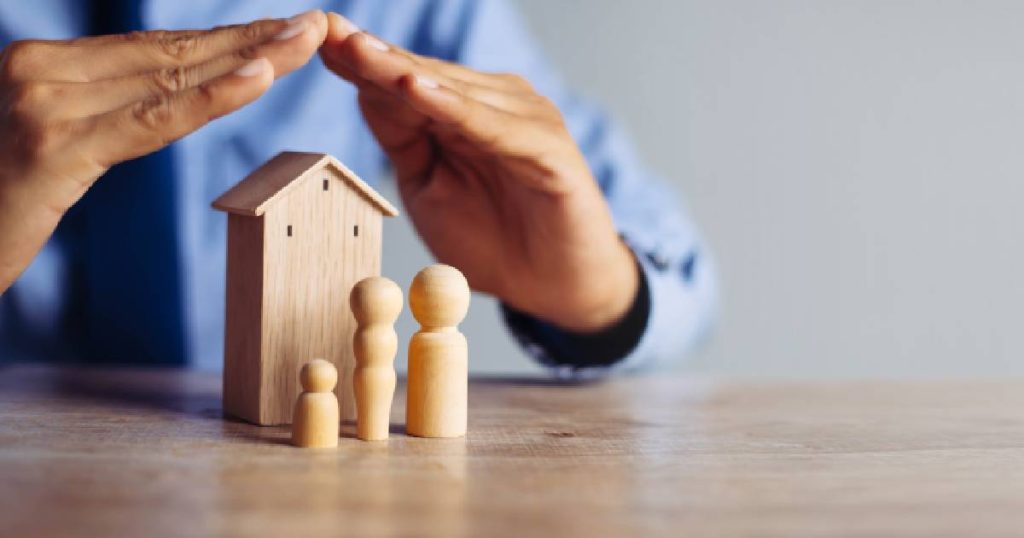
[0, 0, 717, 374]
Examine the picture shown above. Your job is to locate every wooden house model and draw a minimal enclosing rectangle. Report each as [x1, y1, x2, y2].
[212, 151, 398, 426]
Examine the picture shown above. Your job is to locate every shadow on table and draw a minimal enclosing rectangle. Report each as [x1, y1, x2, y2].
[43, 365, 222, 418]
[467, 374, 605, 387]
[0, 364, 604, 423]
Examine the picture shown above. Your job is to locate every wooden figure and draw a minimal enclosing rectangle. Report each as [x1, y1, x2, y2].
[291, 359, 339, 448]
[405, 264, 471, 438]
[351, 276, 403, 441]
[212, 152, 399, 426]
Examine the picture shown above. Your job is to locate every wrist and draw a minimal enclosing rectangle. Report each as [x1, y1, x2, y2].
[540, 240, 640, 333]
[0, 169, 81, 291]
[502, 257, 650, 370]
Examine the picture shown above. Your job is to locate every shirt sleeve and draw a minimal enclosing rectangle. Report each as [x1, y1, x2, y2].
[415, 0, 720, 374]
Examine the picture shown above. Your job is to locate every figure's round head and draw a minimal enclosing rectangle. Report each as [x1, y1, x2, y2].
[409, 264, 470, 328]
[299, 359, 337, 392]
[350, 276, 403, 325]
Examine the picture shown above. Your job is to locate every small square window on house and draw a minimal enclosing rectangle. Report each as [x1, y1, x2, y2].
[323, 178, 329, 191]
[287, 225, 292, 237]
[354, 225, 359, 237]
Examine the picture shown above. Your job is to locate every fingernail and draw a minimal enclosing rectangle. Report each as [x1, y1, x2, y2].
[360, 32, 389, 52]
[234, 58, 269, 77]
[415, 75, 440, 89]
[328, 12, 360, 34]
[276, 10, 318, 41]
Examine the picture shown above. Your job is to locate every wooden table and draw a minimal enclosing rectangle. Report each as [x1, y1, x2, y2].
[2, 365, 1024, 537]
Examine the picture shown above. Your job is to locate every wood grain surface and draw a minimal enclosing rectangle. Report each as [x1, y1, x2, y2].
[2, 364, 1024, 537]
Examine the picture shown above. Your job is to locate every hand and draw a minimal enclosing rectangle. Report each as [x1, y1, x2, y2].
[0, 10, 329, 292]
[319, 14, 638, 333]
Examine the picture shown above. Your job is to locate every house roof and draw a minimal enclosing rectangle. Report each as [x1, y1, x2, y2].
[211, 151, 399, 217]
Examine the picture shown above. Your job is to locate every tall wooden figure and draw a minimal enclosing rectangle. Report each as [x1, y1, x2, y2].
[406, 264, 471, 438]
[291, 359, 339, 448]
[351, 276, 403, 441]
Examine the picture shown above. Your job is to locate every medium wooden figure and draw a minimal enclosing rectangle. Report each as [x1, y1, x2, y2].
[212, 152, 399, 426]
[351, 276, 403, 441]
[291, 359, 340, 448]
[405, 264, 471, 438]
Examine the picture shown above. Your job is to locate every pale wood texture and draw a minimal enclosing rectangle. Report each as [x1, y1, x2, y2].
[212, 151, 399, 217]
[406, 265, 470, 438]
[216, 153, 393, 425]
[351, 277, 403, 441]
[4, 365, 1024, 538]
[222, 214, 264, 422]
[291, 359, 340, 448]
[260, 165, 383, 425]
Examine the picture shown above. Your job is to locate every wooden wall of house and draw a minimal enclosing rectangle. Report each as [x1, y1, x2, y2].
[260, 166, 383, 425]
[223, 214, 266, 423]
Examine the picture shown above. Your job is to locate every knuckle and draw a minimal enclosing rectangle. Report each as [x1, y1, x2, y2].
[131, 95, 175, 132]
[122, 30, 158, 42]
[233, 45, 260, 63]
[238, 21, 267, 42]
[10, 81, 50, 111]
[5, 82, 50, 130]
[195, 82, 219, 108]
[152, 66, 193, 94]
[14, 121, 63, 165]
[0, 40, 45, 82]
[156, 35, 200, 63]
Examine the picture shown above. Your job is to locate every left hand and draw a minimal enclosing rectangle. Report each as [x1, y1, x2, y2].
[319, 13, 637, 333]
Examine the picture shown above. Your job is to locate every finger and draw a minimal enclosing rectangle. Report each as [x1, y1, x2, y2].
[40, 17, 327, 119]
[83, 58, 274, 168]
[321, 13, 530, 93]
[388, 50, 533, 94]
[398, 73, 550, 158]
[321, 32, 533, 114]
[323, 11, 362, 45]
[357, 87, 433, 183]
[64, 10, 325, 81]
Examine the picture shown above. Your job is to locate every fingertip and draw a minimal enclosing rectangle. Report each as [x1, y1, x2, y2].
[399, 73, 436, 99]
[398, 74, 466, 126]
[304, 10, 330, 46]
[402, 74, 454, 104]
[325, 12, 360, 44]
[397, 73, 418, 93]
[320, 32, 377, 77]
[229, 58, 275, 98]
[233, 57, 273, 80]
[412, 74, 441, 91]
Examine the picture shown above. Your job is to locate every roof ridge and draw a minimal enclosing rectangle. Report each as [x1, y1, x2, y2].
[211, 151, 399, 218]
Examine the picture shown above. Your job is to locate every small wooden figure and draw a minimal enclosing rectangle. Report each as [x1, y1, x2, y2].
[405, 264, 471, 438]
[291, 359, 340, 448]
[212, 152, 399, 426]
[351, 276, 403, 441]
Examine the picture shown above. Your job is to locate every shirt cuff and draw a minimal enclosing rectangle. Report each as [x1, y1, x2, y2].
[500, 257, 651, 379]
[501, 241, 716, 380]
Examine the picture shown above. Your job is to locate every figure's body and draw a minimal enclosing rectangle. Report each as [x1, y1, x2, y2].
[350, 276, 402, 441]
[406, 265, 470, 438]
[291, 359, 339, 448]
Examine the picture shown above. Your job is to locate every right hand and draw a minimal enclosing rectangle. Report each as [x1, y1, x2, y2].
[0, 10, 328, 292]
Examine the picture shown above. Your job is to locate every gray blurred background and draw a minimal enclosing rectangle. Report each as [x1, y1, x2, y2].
[384, 0, 1024, 378]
